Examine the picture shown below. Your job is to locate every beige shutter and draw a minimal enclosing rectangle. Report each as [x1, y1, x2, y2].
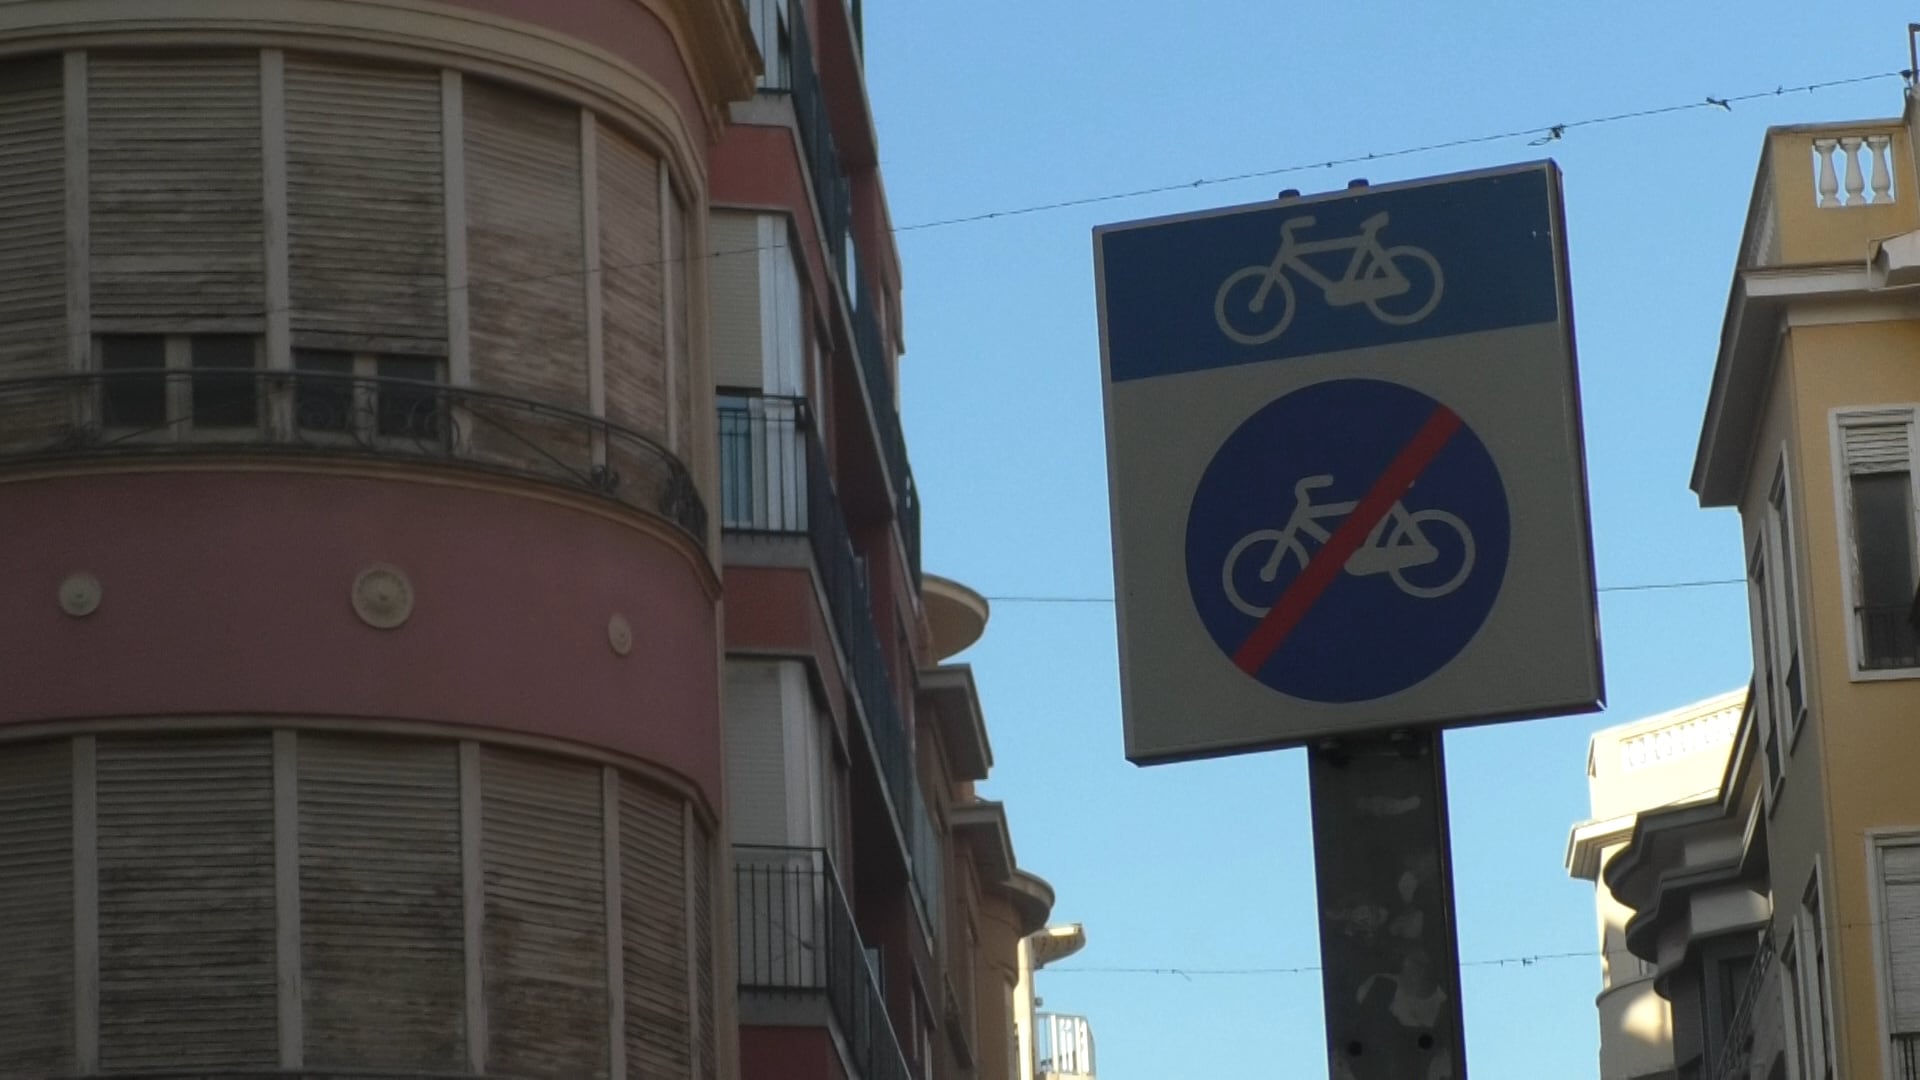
[0, 57, 66, 402]
[96, 734, 276, 1070]
[464, 78, 588, 477]
[90, 52, 264, 329]
[1845, 422, 1912, 475]
[670, 186, 695, 463]
[0, 740, 74, 1074]
[1884, 843, 1920, 1031]
[726, 659, 790, 847]
[709, 211, 764, 391]
[598, 126, 667, 438]
[620, 779, 692, 1078]
[285, 55, 446, 355]
[693, 820, 718, 1080]
[299, 735, 464, 1070]
[480, 747, 608, 1080]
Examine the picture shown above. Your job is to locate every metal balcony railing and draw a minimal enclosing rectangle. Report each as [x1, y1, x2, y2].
[788, 9, 851, 287]
[735, 846, 910, 1080]
[1896, 1031, 1920, 1080]
[0, 369, 704, 539]
[850, 295, 920, 587]
[718, 399, 926, 899]
[1036, 1012, 1097, 1077]
[1710, 934, 1773, 1080]
[1860, 602, 1920, 670]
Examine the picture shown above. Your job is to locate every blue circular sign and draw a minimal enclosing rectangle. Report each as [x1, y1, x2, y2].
[1185, 379, 1510, 703]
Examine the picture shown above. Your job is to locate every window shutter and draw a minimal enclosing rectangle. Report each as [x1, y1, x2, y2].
[1845, 422, 1912, 475]
[598, 127, 666, 439]
[0, 741, 73, 1074]
[90, 53, 264, 329]
[0, 57, 65, 386]
[726, 659, 791, 847]
[709, 211, 764, 391]
[96, 734, 277, 1070]
[480, 747, 608, 1080]
[299, 735, 464, 1070]
[285, 56, 446, 356]
[464, 80, 586, 409]
[620, 778, 692, 1079]
[1884, 844, 1920, 1032]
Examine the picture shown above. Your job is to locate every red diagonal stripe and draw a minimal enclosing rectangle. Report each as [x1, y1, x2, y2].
[1231, 405, 1464, 675]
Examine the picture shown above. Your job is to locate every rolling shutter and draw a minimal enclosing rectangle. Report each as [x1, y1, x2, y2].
[0, 740, 73, 1074]
[1845, 422, 1912, 475]
[726, 659, 789, 847]
[1883, 843, 1920, 1032]
[621, 778, 692, 1079]
[692, 819, 717, 1080]
[96, 734, 276, 1070]
[299, 735, 465, 1070]
[709, 211, 763, 391]
[285, 55, 446, 355]
[465, 80, 586, 413]
[480, 747, 608, 1080]
[0, 57, 66, 391]
[598, 126, 667, 439]
[669, 187, 694, 463]
[89, 52, 264, 328]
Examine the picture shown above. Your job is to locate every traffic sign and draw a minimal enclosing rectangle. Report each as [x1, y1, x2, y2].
[1095, 162, 1602, 763]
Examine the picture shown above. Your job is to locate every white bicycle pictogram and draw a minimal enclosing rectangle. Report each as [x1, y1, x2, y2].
[1213, 211, 1444, 346]
[1222, 473, 1474, 617]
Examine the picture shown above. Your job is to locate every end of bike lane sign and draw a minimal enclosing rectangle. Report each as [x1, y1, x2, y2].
[1093, 162, 1604, 765]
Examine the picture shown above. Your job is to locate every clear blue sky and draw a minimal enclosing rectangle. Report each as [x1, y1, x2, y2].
[867, 6, 1917, 1077]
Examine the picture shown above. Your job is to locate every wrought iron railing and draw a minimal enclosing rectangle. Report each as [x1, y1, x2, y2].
[1710, 933, 1774, 1080]
[788, 9, 851, 287]
[0, 370, 704, 539]
[1895, 1031, 1920, 1080]
[1036, 1012, 1097, 1077]
[717, 399, 924, 906]
[850, 294, 920, 587]
[1860, 602, 1920, 670]
[735, 846, 910, 1080]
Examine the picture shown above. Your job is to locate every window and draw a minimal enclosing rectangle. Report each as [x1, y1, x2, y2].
[1750, 544, 1784, 795]
[293, 350, 446, 444]
[1767, 461, 1807, 735]
[1785, 872, 1836, 1080]
[1838, 414, 1919, 671]
[97, 334, 261, 434]
[1877, 838, 1920, 1065]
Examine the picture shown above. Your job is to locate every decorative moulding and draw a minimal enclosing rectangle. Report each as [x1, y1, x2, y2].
[352, 564, 415, 630]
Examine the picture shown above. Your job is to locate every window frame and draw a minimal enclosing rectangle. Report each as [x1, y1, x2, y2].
[1867, 828, 1920, 1080]
[1766, 451, 1811, 745]
[1792, 862, 1838, 1080]
[1750, 535, 1787, 805]
[94, 333, 264, 442]
[1832, 407, 1920, 680]
[291, 348, 449, 448]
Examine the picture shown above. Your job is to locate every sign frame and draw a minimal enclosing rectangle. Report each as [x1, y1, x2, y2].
[1094, 162, 1604, 764]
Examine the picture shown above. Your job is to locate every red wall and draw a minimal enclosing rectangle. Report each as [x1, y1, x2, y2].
[740, 1025, 844, 1080]
[0, 469, 723, 805]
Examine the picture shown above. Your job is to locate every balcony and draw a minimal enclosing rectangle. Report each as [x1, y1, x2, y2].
[735, 846, 911, 1080]
[719, 398, 927, 900]
[787, 8, 852, 287]
[1710, 934, 1775, 1080]
[1898, 1032, 1920, 1080]
[1036, 1012, 1097, 1079]
[0, 369, 704, 539]
[1741, 120, 1917, 270]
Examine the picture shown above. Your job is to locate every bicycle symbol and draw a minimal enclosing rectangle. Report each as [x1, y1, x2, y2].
[1222, 473, 1474, 617]
[1213, 212, 1444, 346]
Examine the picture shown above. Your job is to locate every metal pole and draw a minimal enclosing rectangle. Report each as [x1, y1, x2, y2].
[1309, 728, 1468, 1080]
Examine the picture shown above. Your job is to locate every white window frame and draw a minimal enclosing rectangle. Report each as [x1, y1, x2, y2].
[1867, 828, 1920, 1080]
[1831, 407, 1920, 680]
[1750, 535, 1787, 805]
[1794, 862, 1838, 1080]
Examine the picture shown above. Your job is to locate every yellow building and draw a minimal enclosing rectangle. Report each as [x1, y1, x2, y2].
[1610, 75, 1920, 1080]
[1568, 691, 1746, 1080]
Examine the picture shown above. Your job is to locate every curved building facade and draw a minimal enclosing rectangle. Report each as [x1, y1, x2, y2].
[0, 2, 756, 1076]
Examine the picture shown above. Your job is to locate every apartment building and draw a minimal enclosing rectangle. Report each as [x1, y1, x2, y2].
[0, 2, 1064, 1078]
[1604, 73, 1920, 1080]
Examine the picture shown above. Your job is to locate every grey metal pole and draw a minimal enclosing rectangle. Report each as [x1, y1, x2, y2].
[1309, 729, 1468, 1080]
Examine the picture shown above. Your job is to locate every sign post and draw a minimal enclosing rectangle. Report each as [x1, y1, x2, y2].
[1093, 163, 1603, 1080]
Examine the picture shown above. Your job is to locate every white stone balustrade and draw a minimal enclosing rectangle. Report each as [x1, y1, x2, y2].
[1812, 132, 1897, 207]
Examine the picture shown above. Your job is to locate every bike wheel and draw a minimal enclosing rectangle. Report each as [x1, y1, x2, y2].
[1365, 246, 1444, 326]
[1386, 509, 1474, 598]
[1222, 529, 1311, 617]
[1213, 266, 1298, 346]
